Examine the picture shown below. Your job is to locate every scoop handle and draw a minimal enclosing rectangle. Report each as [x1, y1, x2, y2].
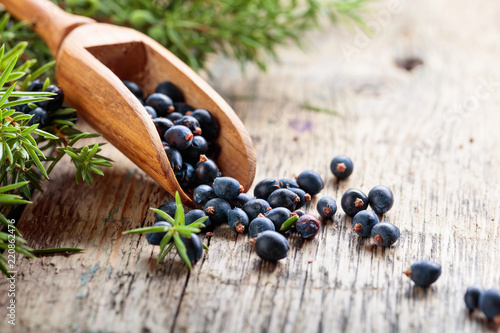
[0, 0, 94, 56]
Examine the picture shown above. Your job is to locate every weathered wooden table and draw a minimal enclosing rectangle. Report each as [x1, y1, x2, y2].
[2, 0, 500, 332]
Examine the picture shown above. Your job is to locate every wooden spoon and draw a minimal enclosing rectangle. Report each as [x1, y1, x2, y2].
[2, 0, 257, 204]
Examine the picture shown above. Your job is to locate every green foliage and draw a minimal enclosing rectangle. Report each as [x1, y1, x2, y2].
[0, 1, 369, 73]
[0, 14, 113, 276]
[301, 103, 340, 116]
[0, 42, 112, 197]
[124, 192, 208, 270]
[30, 247, 84, 255]
[279, 214, 299, 231]
[55, 0, 368, 71]
[61, 144, 112, 185]
[0, 13, 55, 78]
[0, 42, 86, 276]
[0, 44, 55, 195]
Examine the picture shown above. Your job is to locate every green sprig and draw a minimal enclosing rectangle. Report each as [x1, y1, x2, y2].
[0, 16, 115, 277]
[280, 214, 299, 231]
[124, 192, 208, 269]
[30, 247, 84, 255]
[0, 16, 113, 195]
[61, 144, 113, 185]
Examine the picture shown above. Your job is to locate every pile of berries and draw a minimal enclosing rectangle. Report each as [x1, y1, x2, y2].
[196, 170, 327, 260]
[341, 185, 399, 246]
[123, 81, 403, 255]
[465, 286, 500, 325]
[122, 80, 221, 191]
[148, 170, 325, 262]
[316, 155, 401, 247]
[146, 155, 402, 262]
[14, 80, 65, 127]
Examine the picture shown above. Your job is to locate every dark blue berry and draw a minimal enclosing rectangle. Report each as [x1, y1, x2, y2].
[194, 155, 219, 185]
[206, 141, 221, 160]
[330, 155, 353, 180]
[352, 210, 378, 237]
[288, 188, 311, 209]
[185, 209, 208, 227]
[265, 207, 291, 230]
[164, 125, 193, 150]
[213, 177, 242, 201]
[403, 260, 442, 287]
[28, 107, 49, 127]
[153, 118, 174, 137]
[164, 146, 183, 171]
[39, 85, 64, 111]
[253, 178, 280, 200]
[193, 185, 216, 206]
[146, 221, 172, 245]
[145, 93, 174, 117]
[173, 103, 195, 114]
[316, 196, 337, 219]
[182, 135, 208, 164]
[175, 115, 202, 135]
[123, 80, 144, 100]
[295, 214, 321, 240]
[233, 193, 254, 208]
[296, 170, 324, 196]
[267, 189, 300, 211]
[243, 199, 271, 221]
[293, 209, 305, 217]
[255, 231, 290, 261]
[465, 285, 484, 311]
[228, 208, 249, 233]
[341, 189, 368, 217]
[204, 198, 231, 225]
[13, 96, 32, 113]
[180, 234, 203, 266]
[368, 185, 394, 214]
[144, 105, 157, 119]
[249, 216, 275, 238]
[371, 222, 400, 246]
[27, 79, 44, 91]
[175, 162, 194, 188]
[155, 201, 178, 222]
[478, 289, 500, 323]
[278, 178, 299, 189]
[156, 81, 184, 103]
[191, 109, 219, 140]
[167, 112, 183, 122]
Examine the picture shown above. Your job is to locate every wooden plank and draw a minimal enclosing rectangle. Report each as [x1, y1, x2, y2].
[1, 0, 500, 332]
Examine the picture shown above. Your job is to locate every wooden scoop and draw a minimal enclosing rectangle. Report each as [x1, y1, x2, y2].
[2, 0, 256, 204]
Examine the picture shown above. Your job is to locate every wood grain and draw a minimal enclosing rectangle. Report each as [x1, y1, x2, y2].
[1, 0, 500, 332]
